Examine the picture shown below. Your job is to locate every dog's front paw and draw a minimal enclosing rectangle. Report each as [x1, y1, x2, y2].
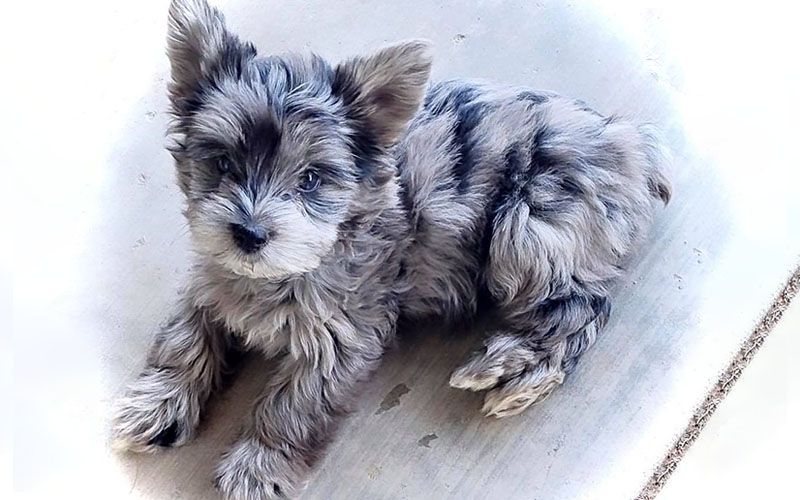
[216, 437, 306, 500]
[111, 369, 201, 453]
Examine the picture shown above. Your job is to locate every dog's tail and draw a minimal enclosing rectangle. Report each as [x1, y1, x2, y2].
[637, 124, 673, 205]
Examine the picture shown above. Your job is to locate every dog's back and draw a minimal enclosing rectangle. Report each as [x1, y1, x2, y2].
[396, 79, 671, 321]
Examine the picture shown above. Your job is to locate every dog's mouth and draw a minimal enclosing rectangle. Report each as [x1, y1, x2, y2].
[219, 249, 300, 281]
[224, 253, 271, 279]
[229, 259, 259, 277]
[204, 245, 266, 278]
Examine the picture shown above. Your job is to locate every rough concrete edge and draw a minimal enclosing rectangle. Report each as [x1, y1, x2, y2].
[635, 262, 800, 500]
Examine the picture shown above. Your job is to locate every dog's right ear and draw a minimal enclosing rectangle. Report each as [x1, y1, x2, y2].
[166, 0, 255, 110]
[333, 41, 433, 149]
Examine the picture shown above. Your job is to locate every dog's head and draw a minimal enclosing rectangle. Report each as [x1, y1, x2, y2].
[165, 0, 431, 279]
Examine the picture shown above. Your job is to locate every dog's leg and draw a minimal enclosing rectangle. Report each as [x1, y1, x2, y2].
[450, 295, 609, 418]
[449, 206, 615, 419]
[447, 139, 621, 418]
[111, 292, 229, 451]
[215, 320, 385, 500]
[447, 113, 671, 417]
[447, 180, 616, 418]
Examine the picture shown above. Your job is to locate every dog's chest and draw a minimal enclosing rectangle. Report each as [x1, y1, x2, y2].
[220, 291, 301, 355]
[194, 270, 347, 356]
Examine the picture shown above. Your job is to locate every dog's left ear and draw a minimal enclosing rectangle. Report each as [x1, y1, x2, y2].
[166, 0, 255, 110]
[333, 40, 433, 149]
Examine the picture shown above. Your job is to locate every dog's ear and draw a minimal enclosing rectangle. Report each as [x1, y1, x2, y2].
[333, 40, 433, 149]
[166, 0, 255, 108]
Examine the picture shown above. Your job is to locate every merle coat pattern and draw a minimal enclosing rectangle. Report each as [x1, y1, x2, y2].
[111, 1, 672, 498]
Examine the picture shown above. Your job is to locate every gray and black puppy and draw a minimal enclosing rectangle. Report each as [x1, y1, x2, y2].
[112, 0, 672, 498]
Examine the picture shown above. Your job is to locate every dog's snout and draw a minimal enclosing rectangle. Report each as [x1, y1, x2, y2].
[230, 222, 269, 253]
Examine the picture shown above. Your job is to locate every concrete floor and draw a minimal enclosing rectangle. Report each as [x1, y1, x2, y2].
[7, 1, 800, 499]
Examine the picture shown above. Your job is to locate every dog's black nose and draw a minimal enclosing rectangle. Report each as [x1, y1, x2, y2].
[230, 222, 268, 253]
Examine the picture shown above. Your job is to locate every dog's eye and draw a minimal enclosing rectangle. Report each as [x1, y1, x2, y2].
[216, 157, 232, 175]
[298, 171, 321, 193]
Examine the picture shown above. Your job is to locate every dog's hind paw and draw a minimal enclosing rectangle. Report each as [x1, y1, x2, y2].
[449, 333, 565, 418]
[481, 365, 564, 418]
[448, 333, 537, 392]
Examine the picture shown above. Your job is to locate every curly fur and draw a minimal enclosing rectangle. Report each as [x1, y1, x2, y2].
[111, 1, 672, 498]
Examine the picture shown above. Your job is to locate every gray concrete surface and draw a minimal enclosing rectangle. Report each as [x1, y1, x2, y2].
[7, 1, 800, 499]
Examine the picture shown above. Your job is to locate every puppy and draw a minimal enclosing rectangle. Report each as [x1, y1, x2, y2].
[112, 0, 672, 498]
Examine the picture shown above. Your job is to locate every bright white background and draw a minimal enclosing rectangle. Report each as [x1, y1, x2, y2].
[3, 1, 800, 499]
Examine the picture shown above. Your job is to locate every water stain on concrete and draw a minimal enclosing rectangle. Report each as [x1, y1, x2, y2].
[418, 433, 438, 448]
[375, 383, 410, 415]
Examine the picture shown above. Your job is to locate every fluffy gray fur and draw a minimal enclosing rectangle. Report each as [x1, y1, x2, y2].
[111, 0, 672, 498]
